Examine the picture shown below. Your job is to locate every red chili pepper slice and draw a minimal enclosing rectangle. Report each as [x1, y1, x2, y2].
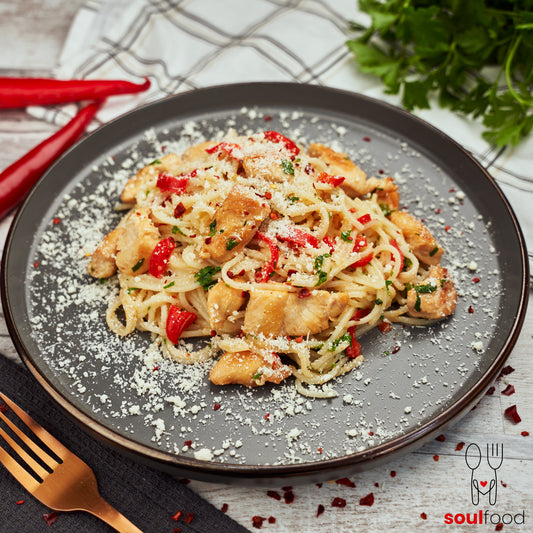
[352, 234, 367, 252]
[205, 142, 241, 158]
[149, 237, 176, 278]
[346, 325, 362, 359]
[166, 306, 197, 344]
[255, 232, 279, 282]
[390, 239, 404, 271]
[174, 202, 186, 218]
[317, 172, 345, 187]
[357, 214, 372, 225]
[0, 77, 150, 109]
[323, 235, 336, 253]
[157, 173, 189, 194]
[0, 101, 101, 220]
[351, 252, 373, 268]
[352, 308, 371, 321]
[276, 227, 319, 248]
[263, 130, 300, 155]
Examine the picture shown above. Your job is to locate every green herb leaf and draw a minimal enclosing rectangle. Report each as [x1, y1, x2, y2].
[163, 281, 175, 289]
[209, 219, 217, 237]
[195, 266, 221, 290]
[226, 237, 240, 250]
[341, 230, 353, 242]
[281, 159, 295, 175]
[149, 159, 162, 165]
[131, 258, 144, 272]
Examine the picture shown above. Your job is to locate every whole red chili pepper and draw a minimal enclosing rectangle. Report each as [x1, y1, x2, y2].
[276, 226, 319, 248]
[149, 237, 176, 278]
[255, 232, 279, 282]
[0, 101, 101, 220]
[0, 77, 150, 109]
[166, 306, 197, 344]
[263, 131, 300, 155]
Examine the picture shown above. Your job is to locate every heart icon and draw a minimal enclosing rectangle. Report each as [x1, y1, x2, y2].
[480, 481, 488, 487]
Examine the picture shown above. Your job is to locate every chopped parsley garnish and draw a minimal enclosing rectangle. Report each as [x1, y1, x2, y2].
[413, 282, 438, 311]
[281, 159, 295, 175]
[288, 196, 300, 203]
[99, 278, 106, 285]
[375, 298, 383, 305]
[226, 237, 240, 250]
[172, 226, 187, 236]
[429, 245, 440, 257]
[252, 372, 262, 380]
[385, 279, 393, 294]
[379, 203, 395, 216]
[402, 257, 413, 271]
[329, 333, 352, 352]
[163, 281, 175, 289]
[314, 253, 331, 271]
[194, 266, 221, 290]
[149, 159, 162, 165]
[127, 287, 140, 293]
[316, 270, 328, 286]
[314, 253, 331, 286]
[341, 230, 353, 242]
[209, 219, 217, 237]
[131, 258, 144, 272]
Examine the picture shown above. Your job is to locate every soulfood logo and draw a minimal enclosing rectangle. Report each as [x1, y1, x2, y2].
[443, 442, 526, 527]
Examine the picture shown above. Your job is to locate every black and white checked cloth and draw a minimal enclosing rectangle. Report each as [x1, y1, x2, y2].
[28, 0, 532, 271]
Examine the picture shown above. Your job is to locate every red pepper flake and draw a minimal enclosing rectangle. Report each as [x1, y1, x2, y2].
[34, 261, 39, 268]
[445, 225, 451, 231]
[52, 217, 60, 224]
[179, 478, 190, 484]
[495, 523, 503, 531]
[378, 321, 391, 333]
[298, 287, 311, 298]
[359, 492, 374, 506]
[221, 503, 229, 513]
[210, 329, 216, 337]
[264, 413, 270, 421]
[391, 345, 401, 354]
[270, 212, 278, 220]
[335, 477, 356, 488]
[295, 336, 304, 343]
[456, 441, 465, 451]
[317, 447, 323, 454]
[152, 366, 159, 371]
[43, 511, 58, 526]
[183, 440, 192, 447]
[331, 497, 347, 508]
[435, 434, 446, 442]
[435, 208, 441, 214]
[472, 277, 480, 283]
[182, 512, 194, 524]
[264, 115, 272, 121]
[368, 431, 374, 436]
[316, 504, 325, 517]
[0, 402, 8, 414]
[433, 454, 439, 461]
[421, 512, 427, 520]
[374, 482, 379, 488]
[501, 480, 507, 487]
[16, 500, 24, 505]
[501, 384, 515, 396]
[486, 386, 495, 395]
[267, 490, 281, 501]
[268, 516, 276, 524]
[390, 470, 396, 477]
[504, 404, 521, 423]
[226, 270, 234, 279]
[204, 236, 212, 244]
[521, 431, 529, 436]
[283, 490, 295, 504]
[213, 403, 221, 410]
[264, 191, 272, 199]
[252, 516, 266, 529]
[174, 202, 186, 218]
[363, 136, 371, 142]
[172, 510, 182, 521]
[500, 365, 515, 377]
[468, 305, 475, 313]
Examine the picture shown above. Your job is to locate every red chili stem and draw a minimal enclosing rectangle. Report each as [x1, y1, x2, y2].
[0, 77, 150, 108]
[0, 101, 101, 220]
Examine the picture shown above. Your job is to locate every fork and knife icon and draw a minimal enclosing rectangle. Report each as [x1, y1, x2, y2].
[465, 443, 504, 505]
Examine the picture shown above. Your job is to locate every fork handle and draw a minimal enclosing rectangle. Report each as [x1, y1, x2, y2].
[86, 496, 144, 533]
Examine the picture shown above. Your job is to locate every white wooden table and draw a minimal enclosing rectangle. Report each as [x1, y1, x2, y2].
[1, 3, 531, 531]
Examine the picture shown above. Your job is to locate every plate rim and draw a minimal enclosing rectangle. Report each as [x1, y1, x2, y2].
[1, 82, 530, 482]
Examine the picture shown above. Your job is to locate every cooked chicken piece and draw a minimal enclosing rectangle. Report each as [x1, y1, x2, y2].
[120, 153, 183, 204]
[207, 281, 247, 334]
[210, 350, 291, 387]
[181, 141, 217, 162]
[201, 185, 270, 263]
[87, 227, 125, 278]
[389, 211, 443, 265]
[115, 208, 160, 275]
[243, 289, 350, 337]
[375, 177, 400, 211]
[406, 266, 457, 319]
[242, 152, 289, 182]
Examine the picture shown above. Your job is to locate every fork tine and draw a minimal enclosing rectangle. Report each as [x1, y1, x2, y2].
[0, 413, 50, 479]
[0, 393, 70, 458]
[0, 437, 41, 491]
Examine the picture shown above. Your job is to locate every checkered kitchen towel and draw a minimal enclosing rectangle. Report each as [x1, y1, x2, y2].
[28, 0, 533, 278]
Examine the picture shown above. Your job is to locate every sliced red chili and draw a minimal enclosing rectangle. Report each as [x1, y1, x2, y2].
[357, 214, 372, 225]
[157, 173, 189, 194]
[323, 235, 336, 253]
[390, 238, 404, 271]
[205, 142, 241, 158]
[317, 172, 345, 187]
[352, 234, 367, 252]
[149, 237, 175, 278]
[504, 404, 521, 424]
[359, 492, 374, 506]
[276, 226, 319, 248]
[351, 252, 373, 268]
[332, 497, 347, 508]
[255, 232, 279, 282]
[346, 325, 361, 359]
[263, 130, 300, 155]
[166, 306, 197, 344]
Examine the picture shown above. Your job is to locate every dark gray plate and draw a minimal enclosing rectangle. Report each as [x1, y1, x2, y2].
[1, 83, 529, 485]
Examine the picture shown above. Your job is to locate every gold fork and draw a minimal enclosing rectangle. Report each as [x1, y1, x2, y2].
[0, 392, 143, 532]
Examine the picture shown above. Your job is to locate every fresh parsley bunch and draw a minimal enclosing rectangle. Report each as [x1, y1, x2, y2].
[347, 0, 533, 147]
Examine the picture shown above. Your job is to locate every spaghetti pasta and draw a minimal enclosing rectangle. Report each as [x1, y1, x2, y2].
[88, 130, 457, 397]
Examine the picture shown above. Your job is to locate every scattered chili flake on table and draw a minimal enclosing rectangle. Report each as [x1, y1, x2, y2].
[182, 512, 194, 524]
[421, 512, 427, 520]
[456, 442, 465, 451]
[183, 440, 192, 447]
[500, 365, 515, 377]
[435, 434, 445, 442]
[316, 504, 325, 517]
[495, 523, 504, 531]
[283, 489, 295, 504]
[172, 510, 182, 521]
[213, 403, 221, 410]
[500, 481, 507, 488]
[472, 277, 480, 283]
[43, 511, 58, 526]
[335, 477, 356, 488]
[363, 136, 371, 142]
[390, 470, 396, 478]
[52, 217, 60, 224]
[264, 115, 272, 121]
[445, 225, 451, 231]
[486, 386, 495, 395]
[331, 497, 347, 508]
[359, 493, 374, 506]
[252, 516, 266, 529]
[504, 405, 521, 423]
[433, 454, 439, 461]
[468, 305, 475, 313]
[521, 431, 530, 437]
[267, 490, 281, 501]
[501, 384, 515, 396]
[268, 516, 276, 524]
[16, 500, 24, 505]
[221, 503, 229, 513]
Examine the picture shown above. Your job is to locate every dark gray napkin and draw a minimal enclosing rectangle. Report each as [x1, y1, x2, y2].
[0, 355, 250, 533]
